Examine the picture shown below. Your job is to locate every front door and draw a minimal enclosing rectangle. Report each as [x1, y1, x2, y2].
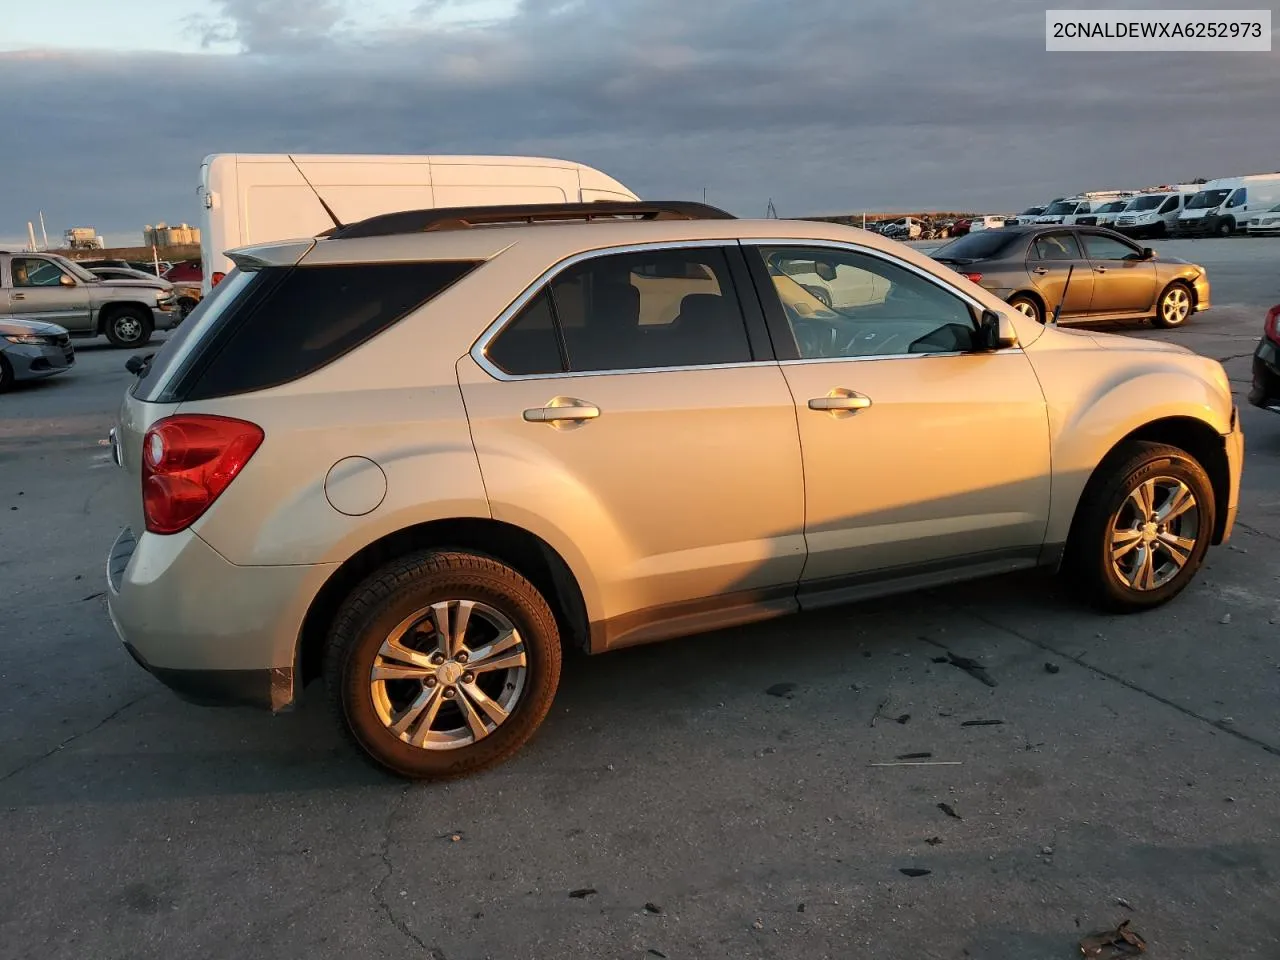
[6, 256, 92, 329]
[1077, 231, 1157, 315]
[458, 244, 806, 647]
[1026, 231, 1094, 320]
[745, 243, 1051, 592]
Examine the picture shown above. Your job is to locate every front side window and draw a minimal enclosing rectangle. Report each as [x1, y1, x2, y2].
[1031, 233, 1081, 261]
[486, 248, 753, 375]
[10, 257, 67, 287]
[1226, 188, 1246, 208]
[1081, 233, 1141, 261]
[1158, 196, 1180, 214]
[758, 246, 977, 359]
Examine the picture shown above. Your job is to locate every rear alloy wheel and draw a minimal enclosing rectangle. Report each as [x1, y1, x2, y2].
[325, 550, 561, 779]
[1153, 282, 1192, 328]
[1008, 294, 1044, 324]
[1065, 441, 1214, 612]
[104, 307, 153, 348]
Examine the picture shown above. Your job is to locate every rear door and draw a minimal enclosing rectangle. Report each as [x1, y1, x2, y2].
[6, 256, 92, 330]
[458, 243, 806, 646]
[1078, 231, 1156, 315]
[1026, 231, 1094, 319]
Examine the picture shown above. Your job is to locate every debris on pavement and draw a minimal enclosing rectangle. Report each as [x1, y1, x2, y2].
[437, 830, 465, 841]
[1116, 898, 1134, 911]
[797, 903, 805, 913]
[644, 902, 662, 914]
[1042, 846, 1054, 856]
[1220, 613, 1233, 624]
[647, 951, 667, 959]
[961, 719, 1004, 727]
[870, 760, 962, 767]
[1045, 662, 1061, 674]
[943, 652, 997, 687]
[899, 868, 932, 877]
[925, 836, 943, 846]
[937, 802, 963, 820]
[568, 888, 597, 899]
[1079, 918, 1147, 957]
[766, 682, 796, 699]
[752, 918, 765, 930]
[897, 752, 933, 760]
[895, 713, 912, 724]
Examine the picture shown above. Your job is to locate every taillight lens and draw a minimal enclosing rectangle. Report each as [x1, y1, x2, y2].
[962, 272, 983, 284]
[141, 415, 264, 534]
[1265, 304, 1280, 344]
[211, 272, 226, 286]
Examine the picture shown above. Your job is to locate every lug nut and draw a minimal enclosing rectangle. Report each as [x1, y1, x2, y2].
[462, 672, 475, 684]
[430, 652, 446, 665]
[443, 687, 456, 699]
[425, 677, 438, 688]
[456, 652, 469, 664]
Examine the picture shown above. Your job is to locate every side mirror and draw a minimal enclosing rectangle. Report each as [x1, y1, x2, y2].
[60, 274, 76, 287]
[977, 310, 1018, 351]
[125, 352, 154, 376]
[1142, 247, 1155, 260]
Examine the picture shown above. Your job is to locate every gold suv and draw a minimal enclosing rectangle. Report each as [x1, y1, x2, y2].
[105, 202, 1243, 779]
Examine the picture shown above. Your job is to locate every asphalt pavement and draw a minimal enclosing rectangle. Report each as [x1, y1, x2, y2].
[1, 237, 1278, 960]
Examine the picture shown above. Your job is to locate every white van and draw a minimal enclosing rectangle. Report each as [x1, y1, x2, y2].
[1175, 174, 1280, 237]
[1112, 189, 1196, 239]
[198, 154, 638, 292]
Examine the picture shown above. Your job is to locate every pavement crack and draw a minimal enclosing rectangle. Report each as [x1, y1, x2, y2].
[1234, 521, 1280, 544]
[0, 692, 155, 783]
[963, 608, 1280, 761]
[373, 784, 432, 954]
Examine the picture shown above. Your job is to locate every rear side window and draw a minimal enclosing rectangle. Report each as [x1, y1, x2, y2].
[168, 261, 477, 401]
[486, 290, 565, 376]
[1031, 233, 1081, 260]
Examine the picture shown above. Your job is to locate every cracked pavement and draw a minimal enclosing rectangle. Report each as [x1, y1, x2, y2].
[0, 238, 1277, 960]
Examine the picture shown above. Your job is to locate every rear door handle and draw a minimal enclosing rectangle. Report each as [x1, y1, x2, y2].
[1031, 267, 1049, 275]
[1094, 265, 1108, 273]
[808, 390, 872, 413]
[11, 293, 25, 300]
[523, 397, 600, 424]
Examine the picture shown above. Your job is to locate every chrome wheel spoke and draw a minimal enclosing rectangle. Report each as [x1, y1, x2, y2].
[1158, 532, 1196, 567]
[1127, 545, 1156, 590]
[455, 688, 491, 741]
[371, 661, 436, 682]
[470, 650, 527, 674]
[391, 684, 444, 743]
[432, 600, 475, 657]
[1127, 479, 1157, 518]
[376, 637, 437, 673]
[460, 680, 509, 726]
[1156, 482, 1195, 523]
[468, 628, 520, 664]
[1111, 527, 1143, 561]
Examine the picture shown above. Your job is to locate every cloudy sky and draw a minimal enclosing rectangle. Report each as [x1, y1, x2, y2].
[1, 0, 1277, 247]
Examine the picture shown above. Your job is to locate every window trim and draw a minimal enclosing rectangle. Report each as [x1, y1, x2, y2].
[739, 238, 1014, 364]
[471, 241, 773, 381]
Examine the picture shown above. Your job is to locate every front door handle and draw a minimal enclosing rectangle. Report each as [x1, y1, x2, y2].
[523, 397, 600, 424]
[808, 390, 872, 413]
[1032, 266, 1049, 275]
[11, 293, 25, 300]
[1094, 265, 1108, 273]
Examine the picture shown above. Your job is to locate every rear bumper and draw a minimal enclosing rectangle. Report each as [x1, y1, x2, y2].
[2, 341, 75, 380]
[106, 525, 336, 711]
[1248, 337, 1280, 413]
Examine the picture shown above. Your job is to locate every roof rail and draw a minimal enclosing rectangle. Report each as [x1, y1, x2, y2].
[323, 201, 736, 240]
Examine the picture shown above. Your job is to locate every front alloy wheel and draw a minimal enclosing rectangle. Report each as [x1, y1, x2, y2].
[1109, 477, 1200, 591]
[1154, 284, 1192, 328]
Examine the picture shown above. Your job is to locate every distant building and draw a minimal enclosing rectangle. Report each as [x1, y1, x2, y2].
[64, 227, 104, 250]
[143, 222, 200, 247]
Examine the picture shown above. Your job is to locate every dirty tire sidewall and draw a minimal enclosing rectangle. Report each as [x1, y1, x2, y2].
[1065, 441, 1215, 613]
[325, 550, 562, 780]
[104, 307, 153, 348]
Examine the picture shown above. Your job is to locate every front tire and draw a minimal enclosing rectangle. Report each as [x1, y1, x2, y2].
[103, 307, 153, 348]
[1215, 218, 1234, 237]
[0, 354, 13, 393]
[1153, 282, 1192, 328]
[1008, 294, 1044, 324]
[324, 550, 562, 780]
[1064, 441, 1214, 613]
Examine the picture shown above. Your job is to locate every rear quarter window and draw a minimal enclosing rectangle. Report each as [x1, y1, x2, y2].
[164, 260, 478, 402]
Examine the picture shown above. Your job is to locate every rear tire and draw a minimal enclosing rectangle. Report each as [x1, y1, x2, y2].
[0, 354, 13, 393]
[324, 550, 562, 780]
[1064, 441, 1214, 613]
[1008, 294, 1044, 324]
[103, 307, 153, 348]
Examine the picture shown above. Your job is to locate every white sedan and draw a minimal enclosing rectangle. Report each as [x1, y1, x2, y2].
[1246, 203, 1280, 236]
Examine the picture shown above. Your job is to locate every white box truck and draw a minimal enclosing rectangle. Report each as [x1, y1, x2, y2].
[1175, 174, 1280, 237]
[197, 154, 639, 292]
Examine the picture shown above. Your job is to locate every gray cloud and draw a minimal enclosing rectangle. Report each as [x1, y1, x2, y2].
[1, 0, 1278, 245]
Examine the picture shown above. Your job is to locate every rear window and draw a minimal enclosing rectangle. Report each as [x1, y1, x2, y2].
[932, 231, 1018, 261]
[143, 261, 478, 402]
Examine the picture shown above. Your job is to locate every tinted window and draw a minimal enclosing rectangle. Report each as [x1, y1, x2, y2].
[1226, 188, 1246, 208]
[11, 257, 66, 287]
[1158, 196, 1180, 214]
[760, 246, 976, 359]
[1031, 233, 1081, 260]
[172, 261, 478, 401]
[1081, 234, 1140, 261]
[486, 290, 564, 376]
[932, 231, 1018, 261]
[550, 249, 752, 372]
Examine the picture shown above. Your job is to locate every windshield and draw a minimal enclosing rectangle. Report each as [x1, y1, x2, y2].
[1270, 202, 1280, 213]
[932, 231, 1019, 261]
[1020, 207, 1044, 215]
[52, 256, 101, 283]
[1043, 200, 1079, 216]
[1097, 200, 1129, 213]
[1186, 189, 1230, 210]
[1126, 195, 1165, 212]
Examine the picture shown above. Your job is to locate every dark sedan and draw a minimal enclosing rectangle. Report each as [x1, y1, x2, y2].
[0, 318, 75, 392]
[930, 225, 1210, 328]
[1248, 304, 1280, 414]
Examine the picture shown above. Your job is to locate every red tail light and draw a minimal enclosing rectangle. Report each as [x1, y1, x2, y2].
[962, 272, 983, 284]
[142, 415, 264, 534]
[1266, 304, 1280, 344]
[211, 272, 226, 286]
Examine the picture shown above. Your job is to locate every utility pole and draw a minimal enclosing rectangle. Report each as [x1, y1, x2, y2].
[27, 221, 38, 252]
[38, 211, 49, 250]
[702, 186, 707, 204]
